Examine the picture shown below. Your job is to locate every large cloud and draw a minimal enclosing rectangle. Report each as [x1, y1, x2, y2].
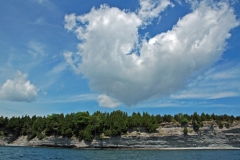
[0, 71, 38, 102]
[64, 0, 239, 106]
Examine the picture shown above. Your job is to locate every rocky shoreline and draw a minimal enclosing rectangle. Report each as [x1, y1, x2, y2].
[1, 122, 240, 149]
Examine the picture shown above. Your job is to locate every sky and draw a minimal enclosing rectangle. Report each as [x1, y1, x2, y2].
[0, 0, 240, 117]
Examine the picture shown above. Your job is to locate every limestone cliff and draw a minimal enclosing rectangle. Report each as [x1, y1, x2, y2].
[1, 121, 240, 149]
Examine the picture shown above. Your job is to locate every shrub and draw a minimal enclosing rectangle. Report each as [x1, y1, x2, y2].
[99, 134, 103, 140]
[65, 128, 73, 138]
[83, 132, 93, 141]
[37, 133, 45, 140]
[225, 123, 230, 129]
[218, 121, 223, 129]
[78, 125, 94, 141]
[192, 120, 201, 132]
[136, 127, 140, 132]
[171, 118, 177, 123]
[104, 130, 112, 136]
[181, 118, 189, 125]
[27, 133, 36, 140]
[183, 127, 188, 135]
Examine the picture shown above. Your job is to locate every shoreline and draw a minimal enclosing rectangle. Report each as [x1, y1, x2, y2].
[2, 144, 240, 150]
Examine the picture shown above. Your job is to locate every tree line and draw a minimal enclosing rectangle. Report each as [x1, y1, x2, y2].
[0, 110, 239, 141]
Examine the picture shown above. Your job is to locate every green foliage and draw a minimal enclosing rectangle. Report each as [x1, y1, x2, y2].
[146, 115, 158, 133]
[225, 122, 230, 129]
[192, 121, 200, 132]
[163, 114, 172, 123]
[0, 116, 8, 128]
[129, 112, 142, 127]
[192, 112, 201, 132]
[99, 134, 104, 140]
[211, 113, 216, 120]
[205, 114, 211, 121]
[37, 133, 45, 140]
[174, 114, 181, 122]
[218, 121, 223, 129]
[171, 118, 177, 123]
[104, 130, 112, 136]
[6, 117, 22, 134]
[45, 114, 63, 136]
[200, 113, 206, 121]
[0, 111, 239, 142]
[155, 114, 163, 123]
[180, 118, 189, 125]
[183, 127, 188, 135]
[103, 110, 128, 136]
[79, 124, 94, 141]
[27, 131, 37, 140]
[64, 128, 73, 138]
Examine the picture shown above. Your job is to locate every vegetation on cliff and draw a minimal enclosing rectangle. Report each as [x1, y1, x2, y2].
[0, 111, 239, 141]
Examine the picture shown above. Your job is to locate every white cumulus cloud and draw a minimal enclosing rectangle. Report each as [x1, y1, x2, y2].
[64, 0, 239, 106]
[0, 71, 38, 102]
[97, 94, 121, 108]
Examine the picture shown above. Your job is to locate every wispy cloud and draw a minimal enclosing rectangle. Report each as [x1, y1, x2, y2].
[28, 41, 45, 57]
[36, 0, 49, 4]
[32, 17, 46, 25]
[49, 62, 68, 75]
[171, 92, 239, 100]
[171, 63, 240, 100]
[69, 94, 97, 102]
[37, 94, 97, 104]
[135, 98, 238, 109]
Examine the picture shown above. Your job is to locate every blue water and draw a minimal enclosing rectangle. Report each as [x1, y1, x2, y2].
[0, 146, 239, 160]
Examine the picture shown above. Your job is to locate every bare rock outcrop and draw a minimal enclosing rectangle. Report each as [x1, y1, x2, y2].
[1, 122, 240, 149]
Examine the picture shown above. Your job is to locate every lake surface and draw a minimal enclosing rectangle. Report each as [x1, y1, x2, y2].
[0, 146, 239, 160]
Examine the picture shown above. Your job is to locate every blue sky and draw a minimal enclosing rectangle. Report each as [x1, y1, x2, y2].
[0, 0, 240, 117]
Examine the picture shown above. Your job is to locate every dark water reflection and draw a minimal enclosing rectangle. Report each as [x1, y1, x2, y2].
[0, 146, 239, 160]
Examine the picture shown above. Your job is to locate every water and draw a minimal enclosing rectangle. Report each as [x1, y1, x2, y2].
[0, 146, 239, 160]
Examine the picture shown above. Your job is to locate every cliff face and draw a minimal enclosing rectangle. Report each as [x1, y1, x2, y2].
[1, 122, 240, 149]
